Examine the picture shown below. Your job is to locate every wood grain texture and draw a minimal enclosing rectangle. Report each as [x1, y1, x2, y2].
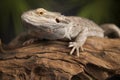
[0, 37, 120, 80]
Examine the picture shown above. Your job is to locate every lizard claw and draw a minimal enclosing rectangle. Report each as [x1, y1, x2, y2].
[69, 42, 84, 57]
[23, 39, 37, 46]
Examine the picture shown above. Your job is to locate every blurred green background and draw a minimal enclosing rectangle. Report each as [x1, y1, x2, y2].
[0, 0, 120, 44]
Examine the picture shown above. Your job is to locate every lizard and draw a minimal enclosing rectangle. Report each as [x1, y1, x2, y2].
[20, 8, 120, 57]
[20, 8, 104, 57]
[1, 8, 120, 57]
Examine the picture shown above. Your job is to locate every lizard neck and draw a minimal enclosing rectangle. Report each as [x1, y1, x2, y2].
[63, 22, 73, 40]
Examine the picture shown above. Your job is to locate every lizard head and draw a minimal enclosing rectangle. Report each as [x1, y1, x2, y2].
[21, 8, 72, 39]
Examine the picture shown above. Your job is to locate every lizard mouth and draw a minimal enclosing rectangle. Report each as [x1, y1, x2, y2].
[21, 10, 68, 29]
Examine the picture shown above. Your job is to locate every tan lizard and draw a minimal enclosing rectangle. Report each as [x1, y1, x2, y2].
[21, 8, 105, 57]
[21, 8, 120, 56]
[2, 8, 120, 57]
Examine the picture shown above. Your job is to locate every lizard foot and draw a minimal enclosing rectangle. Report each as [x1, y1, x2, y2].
[23, 38, 37, 46]
[69, 42, 84, 57]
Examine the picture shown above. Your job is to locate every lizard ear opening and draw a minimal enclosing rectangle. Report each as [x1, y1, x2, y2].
[55, 18, 60, 23]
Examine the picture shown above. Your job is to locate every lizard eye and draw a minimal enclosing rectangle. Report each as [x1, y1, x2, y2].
[38, 11, 44, 15]
[55, 18, 60, 23]
[36, 11, 44, 15]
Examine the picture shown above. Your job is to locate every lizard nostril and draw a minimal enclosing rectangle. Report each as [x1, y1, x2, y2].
[55, 18, 60, 23]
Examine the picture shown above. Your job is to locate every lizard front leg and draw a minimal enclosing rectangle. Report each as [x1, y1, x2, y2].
[69, 28, 88, 56]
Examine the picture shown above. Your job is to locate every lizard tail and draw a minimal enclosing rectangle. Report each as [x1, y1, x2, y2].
[101, 24, 120, 38]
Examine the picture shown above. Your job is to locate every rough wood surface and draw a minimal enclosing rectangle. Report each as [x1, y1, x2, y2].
[0, 37, 120, 80]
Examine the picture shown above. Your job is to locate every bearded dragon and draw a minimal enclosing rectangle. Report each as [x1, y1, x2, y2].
[6, 8, 120, 57]
[20, 8, 105, 56]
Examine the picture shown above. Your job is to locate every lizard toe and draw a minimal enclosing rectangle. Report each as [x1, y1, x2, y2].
[69, 42, 83, 57]
[23, 38, 37, 46]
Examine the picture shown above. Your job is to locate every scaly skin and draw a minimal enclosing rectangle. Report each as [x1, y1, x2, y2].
[21, 8, 104, 56]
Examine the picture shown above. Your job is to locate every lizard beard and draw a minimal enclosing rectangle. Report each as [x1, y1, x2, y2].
[63, 22, 73, 40]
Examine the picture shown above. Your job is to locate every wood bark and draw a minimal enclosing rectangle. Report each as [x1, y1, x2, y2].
[0, 37, 120, 80]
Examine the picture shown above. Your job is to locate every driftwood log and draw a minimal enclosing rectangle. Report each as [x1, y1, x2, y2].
[0, 37, 120, 80]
